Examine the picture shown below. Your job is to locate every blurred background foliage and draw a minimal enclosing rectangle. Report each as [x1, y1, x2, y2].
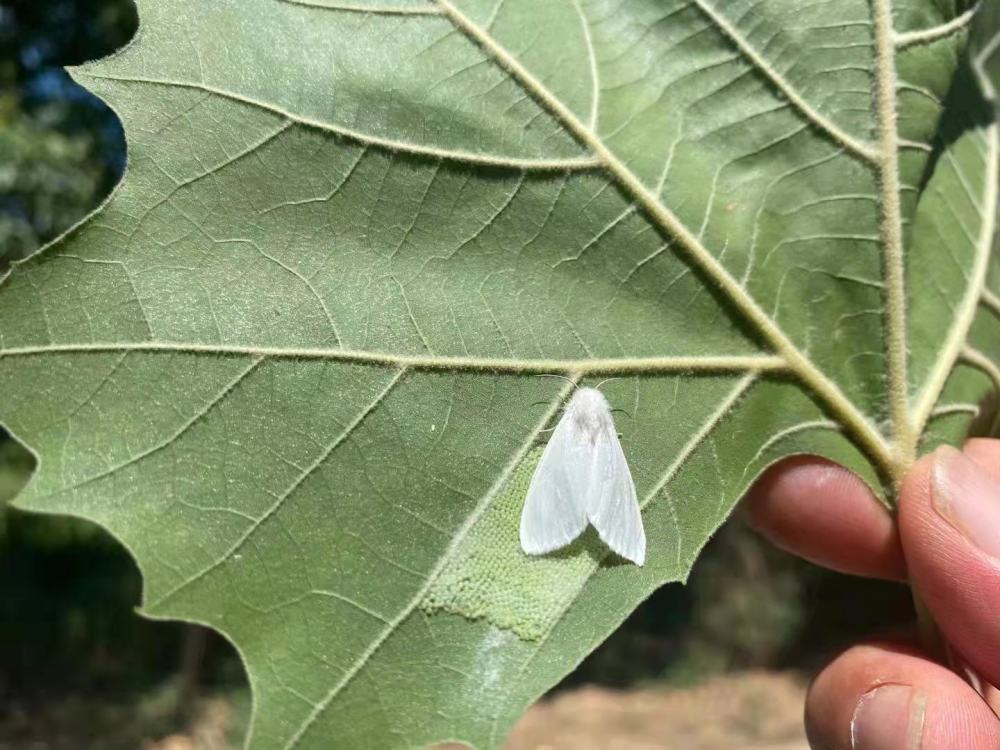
[0, 0, 915, 746]
[0, 0, 130, 265]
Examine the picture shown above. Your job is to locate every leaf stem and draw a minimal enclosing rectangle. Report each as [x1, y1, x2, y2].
[871, 0, 914, 484]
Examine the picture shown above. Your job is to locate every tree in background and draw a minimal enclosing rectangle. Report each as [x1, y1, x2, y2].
[0, 0, 189, 712]
[0, 0, 135, 265]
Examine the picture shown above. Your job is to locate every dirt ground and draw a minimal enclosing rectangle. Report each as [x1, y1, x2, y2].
[501, 671, 809, 750]
[142, 671, 810, 750]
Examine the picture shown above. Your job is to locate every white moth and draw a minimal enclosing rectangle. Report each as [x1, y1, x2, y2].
[519, 387, 646, 566]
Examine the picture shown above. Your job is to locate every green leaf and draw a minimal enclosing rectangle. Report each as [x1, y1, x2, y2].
[1, 1, 998, 747]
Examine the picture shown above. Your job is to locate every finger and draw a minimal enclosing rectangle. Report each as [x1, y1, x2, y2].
[962, 438, 1000, 483]
[899, 445, 1000, 688]
[948, 649, 1000, 718]
[806, 641, 1000, 750]
[744, 456, 906, 580]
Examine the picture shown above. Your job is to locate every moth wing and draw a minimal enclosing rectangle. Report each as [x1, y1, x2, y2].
[586, 429, 646, 566]
[519, 414, 590, 555]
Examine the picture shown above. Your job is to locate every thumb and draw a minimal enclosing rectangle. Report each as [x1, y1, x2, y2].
[900, 445, 1000, 686]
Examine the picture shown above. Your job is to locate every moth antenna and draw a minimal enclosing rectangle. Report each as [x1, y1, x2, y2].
[610, 408, 632, 419]
[594, 376, 622, 390]
[537, 373, 579, 389]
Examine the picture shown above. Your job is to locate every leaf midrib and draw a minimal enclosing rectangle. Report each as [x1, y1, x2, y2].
[870, 0, 912, 470]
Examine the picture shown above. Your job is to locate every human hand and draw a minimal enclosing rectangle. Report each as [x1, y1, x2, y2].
[745, 440, 1000, 749]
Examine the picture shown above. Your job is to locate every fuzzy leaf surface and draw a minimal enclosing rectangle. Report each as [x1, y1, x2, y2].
[2, 1, 999, 747]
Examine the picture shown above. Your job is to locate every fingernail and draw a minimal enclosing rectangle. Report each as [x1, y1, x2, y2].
[851, 685, 925, 749]
[932, 446, 1000, 558]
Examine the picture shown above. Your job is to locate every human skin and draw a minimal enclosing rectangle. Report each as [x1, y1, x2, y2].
[744, 439, 1000, 749]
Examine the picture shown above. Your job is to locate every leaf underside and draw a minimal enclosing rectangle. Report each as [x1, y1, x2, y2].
[1, 1, 999, 747]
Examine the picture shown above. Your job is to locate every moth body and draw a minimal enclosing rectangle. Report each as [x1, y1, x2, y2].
[566, 387, 614, 444]
[519, 387, 646, 565]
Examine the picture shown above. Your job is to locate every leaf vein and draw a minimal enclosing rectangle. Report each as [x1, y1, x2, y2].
[689, 0, 879, 162]
[281, 377, 579, 749]
[431, 0, 893, 472]
[894, 3, 980, 48]
[912, 122, 999, 435]
[490, 372, 758, 744]
[77, 73, 601, 171]
[146, 366, 407, 612]
[0, 341, 787, 375]
[35, 356, 264, 503]
[570, 0, 600, 130]
[278, 0, 442, 14]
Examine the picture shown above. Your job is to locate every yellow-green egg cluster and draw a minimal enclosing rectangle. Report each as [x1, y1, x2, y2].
[420, 446, 604, 641]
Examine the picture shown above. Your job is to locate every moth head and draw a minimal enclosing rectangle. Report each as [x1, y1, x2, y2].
[567, 387, 613, 441]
